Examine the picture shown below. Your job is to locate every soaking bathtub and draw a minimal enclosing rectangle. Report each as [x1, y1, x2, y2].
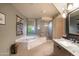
[16, 36, 47, 49]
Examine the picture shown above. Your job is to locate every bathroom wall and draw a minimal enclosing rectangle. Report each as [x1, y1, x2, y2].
[53, 15, 65, 39]
[0, 3, 26, 55]
[27, 18, 49, 37]
[37, 19, 49, 37]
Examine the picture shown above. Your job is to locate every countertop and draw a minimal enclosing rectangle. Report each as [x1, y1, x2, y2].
[53, 38, 79, 56]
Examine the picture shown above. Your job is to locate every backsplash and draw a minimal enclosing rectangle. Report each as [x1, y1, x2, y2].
[67, 34, 79, 43]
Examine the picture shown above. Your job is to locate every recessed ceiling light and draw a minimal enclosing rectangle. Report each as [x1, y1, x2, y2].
[42, 10, 46, 13]
[44, 24, 48, 27]
[41, 16, 52, 21]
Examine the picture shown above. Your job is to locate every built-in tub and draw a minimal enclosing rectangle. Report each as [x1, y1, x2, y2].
[16, 36, 47, 49]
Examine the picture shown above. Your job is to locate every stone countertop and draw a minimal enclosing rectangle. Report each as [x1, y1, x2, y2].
[53, 38, 79, 56]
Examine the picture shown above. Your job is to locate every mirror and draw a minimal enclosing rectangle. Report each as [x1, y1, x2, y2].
[69, 8, 79, 35]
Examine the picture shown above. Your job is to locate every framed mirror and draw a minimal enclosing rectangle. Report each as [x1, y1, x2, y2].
[68, 8, 79, 35]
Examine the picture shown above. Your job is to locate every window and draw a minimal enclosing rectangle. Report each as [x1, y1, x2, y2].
[27, 19, 36, 36]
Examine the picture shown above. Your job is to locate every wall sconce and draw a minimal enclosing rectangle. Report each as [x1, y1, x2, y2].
[62, 3, 73, 18]
[62, 3, 79, 18]
[62, 13, 66, 18]
[62, 9, 67, 18]
[67, 3, 79, 11]
[67, 3, 73, 11]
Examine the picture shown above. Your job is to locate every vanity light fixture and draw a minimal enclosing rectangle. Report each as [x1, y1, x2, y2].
[67, 3, 73, 11]
[62, 3, 73, 18]
[67, 3, 79, 11]
[62, 3, 79, 18]
[62, 13, 66, 18]
[62, 9, 67, 18]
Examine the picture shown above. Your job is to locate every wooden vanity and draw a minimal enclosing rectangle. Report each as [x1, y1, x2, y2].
[53, 40, 73, 56]
[53, 38, 79, 56]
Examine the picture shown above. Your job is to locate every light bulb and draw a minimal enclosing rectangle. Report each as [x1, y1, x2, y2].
[68, 4, 73, 11]
[37, 26, 40, 29]
[62, 13, 66, 18]
[44, 24, 48, 27]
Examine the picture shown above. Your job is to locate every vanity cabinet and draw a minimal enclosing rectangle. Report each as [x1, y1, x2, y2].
[53, 15, 65, 39]
[53, 41, 73, 56]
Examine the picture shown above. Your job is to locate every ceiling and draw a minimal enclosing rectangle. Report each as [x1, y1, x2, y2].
[53, 3, 67, 14]
[12, 3, 59, 18]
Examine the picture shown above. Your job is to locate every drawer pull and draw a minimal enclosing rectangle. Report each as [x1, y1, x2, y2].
[57, 46, 61, 49]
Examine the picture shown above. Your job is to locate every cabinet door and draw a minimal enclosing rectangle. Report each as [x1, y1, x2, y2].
[53, 15, 65, 39]
[53, 42, 73, 56]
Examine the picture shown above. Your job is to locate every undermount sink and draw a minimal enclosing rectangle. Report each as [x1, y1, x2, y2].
[59, 40, 79, 52]
[54, 39, 79, 56]
[59, 38, 76, 46]
[59, 40, 74, 47]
